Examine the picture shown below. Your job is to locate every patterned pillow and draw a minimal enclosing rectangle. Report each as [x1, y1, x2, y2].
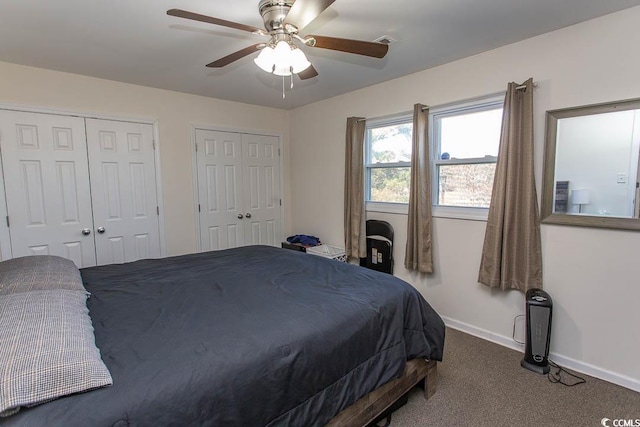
[0, 256, 85, 295]
[0, 289, 113, 417]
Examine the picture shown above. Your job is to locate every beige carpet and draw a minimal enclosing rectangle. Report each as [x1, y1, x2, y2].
[390, 328, 640, 427]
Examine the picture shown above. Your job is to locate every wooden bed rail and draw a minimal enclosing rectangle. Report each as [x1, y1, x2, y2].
[326, 358, 437, 426]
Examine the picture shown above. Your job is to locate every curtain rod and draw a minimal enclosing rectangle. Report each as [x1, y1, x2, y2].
[356, 81, 538, 120]
[422, 82, 538, 111]
[515, 81, 538, 91]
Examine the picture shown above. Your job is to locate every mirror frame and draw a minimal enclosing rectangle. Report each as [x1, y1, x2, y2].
[541, 97, 640, 231]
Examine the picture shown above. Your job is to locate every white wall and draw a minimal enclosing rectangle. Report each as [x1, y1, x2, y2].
[0, 62, 291, 257]
[289, 6, 640, 390]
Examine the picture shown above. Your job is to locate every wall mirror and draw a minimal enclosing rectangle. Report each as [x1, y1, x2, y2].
[541, 98, 640, 230]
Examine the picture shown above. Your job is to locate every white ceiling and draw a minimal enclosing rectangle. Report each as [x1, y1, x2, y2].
[1, 0, 639, 110]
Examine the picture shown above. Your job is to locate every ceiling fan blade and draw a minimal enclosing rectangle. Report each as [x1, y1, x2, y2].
[307, 35, 389, 58]
[298, 65, 319, 80]
[206, 44, 264, 68]
[283, 0, 336, 32]
[167, 9, 264, 34]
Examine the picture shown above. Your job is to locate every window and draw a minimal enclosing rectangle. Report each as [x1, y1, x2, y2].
[432, 96, 504, 210]
[364, 95, 504, 219]
[365, 116, 413, 205]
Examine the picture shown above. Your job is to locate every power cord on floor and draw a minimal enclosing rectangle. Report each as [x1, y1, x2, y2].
[547, 360, 586, 387]
[513, 315, 586, 387]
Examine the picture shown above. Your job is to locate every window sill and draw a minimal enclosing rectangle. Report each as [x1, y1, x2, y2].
[366, 202, 408, 215]
[366, 201, 488, 221]
[432, 205, 488, 221]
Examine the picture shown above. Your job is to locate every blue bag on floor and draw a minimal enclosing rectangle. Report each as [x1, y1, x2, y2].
[286, 235, 321, 246]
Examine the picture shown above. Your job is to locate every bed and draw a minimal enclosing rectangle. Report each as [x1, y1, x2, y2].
[1, 245, 445, 426]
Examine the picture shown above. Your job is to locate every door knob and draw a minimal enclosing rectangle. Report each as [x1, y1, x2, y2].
[245, 213, 252, 218]
[97, 226, 106, 234]
[237, 214, 244, 219]
[81, 228, 91, 236]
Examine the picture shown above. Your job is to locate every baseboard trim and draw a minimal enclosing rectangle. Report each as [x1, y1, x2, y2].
[442, 316, 525, 353]
[441, 316, 640, 393]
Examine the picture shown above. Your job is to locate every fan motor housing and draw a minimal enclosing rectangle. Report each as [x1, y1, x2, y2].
[259, 0, 295, 32]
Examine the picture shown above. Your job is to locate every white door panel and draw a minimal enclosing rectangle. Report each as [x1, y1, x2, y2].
[86, 118, 160, 265]
[196, 129, 245, 251]
[241, 133, 281, 246]
[0, 110, 97, 267]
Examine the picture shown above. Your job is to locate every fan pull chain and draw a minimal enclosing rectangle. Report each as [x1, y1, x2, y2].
[282, 75, 285, 99]
[290, 67, 294, 90]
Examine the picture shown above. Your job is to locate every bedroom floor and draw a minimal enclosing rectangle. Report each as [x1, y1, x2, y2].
[390, 328, 640, 426]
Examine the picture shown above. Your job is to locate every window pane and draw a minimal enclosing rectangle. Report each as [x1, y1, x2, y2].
[370, 167, 411, 203]
[369, 123, 412, 164]
[438, 163, 496, 207]
[439, 108, 502, 160]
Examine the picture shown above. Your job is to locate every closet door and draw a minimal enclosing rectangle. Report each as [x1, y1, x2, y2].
[0, 110, 97, 267]
[195, 129, 245, 251]
[85, 119, 161, 265]
[242, 133, 281, 246]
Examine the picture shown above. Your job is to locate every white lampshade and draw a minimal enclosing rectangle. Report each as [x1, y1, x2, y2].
[273, 41, 291, 62]
[272, 41, 293, 76]
[289, 46, 311, 73]
[572, 189, 590, 205]
[254, 46, 276, 73]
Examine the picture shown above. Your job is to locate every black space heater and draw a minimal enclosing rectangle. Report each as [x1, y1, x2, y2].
[521, 288, 553, 374]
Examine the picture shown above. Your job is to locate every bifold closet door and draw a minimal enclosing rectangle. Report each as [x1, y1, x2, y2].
[195, 129, 281, 251]
[0, 110, 97, 267]
[195, 129, 245, 251]
[85, 118, 161, 265]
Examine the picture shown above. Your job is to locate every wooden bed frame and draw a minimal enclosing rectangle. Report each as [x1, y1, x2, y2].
[326, 358, 437, 426]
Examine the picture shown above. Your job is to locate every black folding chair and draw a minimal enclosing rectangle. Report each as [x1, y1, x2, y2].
[360, 220, 394, 274]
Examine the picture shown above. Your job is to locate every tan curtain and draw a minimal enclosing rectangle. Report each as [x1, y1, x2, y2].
[478, 78, 542, 292]
[344, 117, 366, 259]
[405, 104, 434, 273]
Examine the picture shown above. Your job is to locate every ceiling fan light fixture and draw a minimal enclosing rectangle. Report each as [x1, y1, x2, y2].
[255, 40, 310, 77]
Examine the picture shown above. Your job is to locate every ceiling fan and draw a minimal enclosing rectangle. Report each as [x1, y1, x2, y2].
[167, 0, 389, 81]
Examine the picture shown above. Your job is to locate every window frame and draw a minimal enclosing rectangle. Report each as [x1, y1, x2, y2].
[364, 113, 413, 212]
[430, 94, 505, 221]
[362, 94, 505, 220]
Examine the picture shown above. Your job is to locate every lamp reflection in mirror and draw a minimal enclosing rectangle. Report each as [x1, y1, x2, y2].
[572, 188, 590, 213]
[254, 41, 311, 76]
